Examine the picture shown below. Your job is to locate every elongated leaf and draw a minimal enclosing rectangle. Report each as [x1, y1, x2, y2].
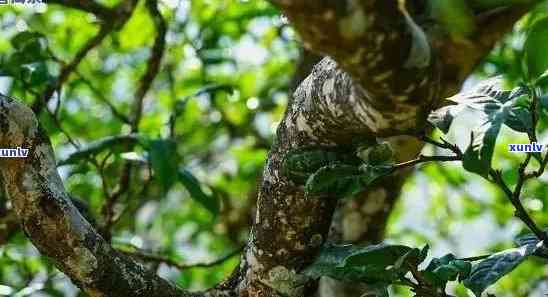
[428, 104, 467, 133]
[428, 77, 515, 134]
[283, 146, 358, 184]
[463, 243, 540, 296]
[58, 134, 141, 166]
[178, 169, 220, 216]
[11, 31, 46, 50]
[303, 243, 412, 283]
[430, 79, 526, 176]
[505, 106, 533, 134]
[148, 139, 179, 194]
[360, 164, 394, 185]
[524, 16, 548, 81]
[514, 231, 548, 258]
[305, 164, 363, 197]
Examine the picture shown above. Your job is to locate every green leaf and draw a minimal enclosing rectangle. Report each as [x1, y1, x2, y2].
[283, 146, 359, 184]
[178, 169, 220, 216]
[463, 243, 540, 296]
[11, 31, 46, 51]
[428, 103, 467, 133]
[21, 62, 51, 86]
[148, 139, 179, 194]
[305, 164, 363, 198]
[428, 77, 519, 134]
[10, 31, 49, 64]
[423, 254, 471, 287]
[468, 0, 535, 10]
[393, 247, 428, 276]
[360, 164, 394, 185]
[523, 16, 548, 82]
[303, 243, 413, 283]
[357, 142, 394, 165]
[514, 231, 548, 258]
[505, 106, 533, 134]
[432, 78, 526, 176]
[58, 134, 141, 166]
[302, 244, 356, 280]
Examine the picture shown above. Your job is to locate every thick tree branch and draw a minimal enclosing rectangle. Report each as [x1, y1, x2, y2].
[0, 94, 201, 297]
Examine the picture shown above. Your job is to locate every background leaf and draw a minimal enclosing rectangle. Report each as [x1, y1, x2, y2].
[178, 169, 220, 216]
[523, 16, 548, 81]
[148, 139, 179, 194]
[463, 243, 539, 296]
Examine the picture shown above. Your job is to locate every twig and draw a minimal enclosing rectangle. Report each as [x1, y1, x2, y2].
[46, 0, 115, 20]
[490, 170, 547, 243]
[32, 0, 139, 114]
[394, 154, 461, 171]
[100, 0, 167, 240]
[120, 246, 244, 271]
[32, 24, 113, 113]
[75, 72, 131, 124]
[458, 254, 491, 262]
[129, 0, 167, 132]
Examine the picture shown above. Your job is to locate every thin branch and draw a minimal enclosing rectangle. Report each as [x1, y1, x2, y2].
[393, 154, 461, 171]
[100, 0, 168, 241]
[32, 0, 140, 114]
[75, 72, 131, 124]
[458, 254, 491, 262]
[130, 0, 168, 132]
[490, 170, 547, 243]
[120, 246, 244, 271]
[46, 0, 115, 20]
[32, 24, 113, 113]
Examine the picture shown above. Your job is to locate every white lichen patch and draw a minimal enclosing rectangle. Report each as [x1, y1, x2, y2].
[65, 247, 98, 284]
[343, 211, 368, 242]
[21, 171, 42, 202]
[322, 77, 336, 97]
[246, 246, 263, 271]
[4, 99, 38, 137]
[362, 188, 387, 215]
[294, 112, 314, 136]
[261, 266, 307, 297]
[115, 256, 147, 291]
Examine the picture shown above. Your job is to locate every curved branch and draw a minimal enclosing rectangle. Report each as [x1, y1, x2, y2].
[0, 94, 199, 297]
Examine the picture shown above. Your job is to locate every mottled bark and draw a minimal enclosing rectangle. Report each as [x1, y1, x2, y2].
[0, 95, 197, 297]
[0, 1, 536, 297]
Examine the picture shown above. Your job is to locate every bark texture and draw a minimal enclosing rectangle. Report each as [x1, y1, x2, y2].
[0, 1, 536, 297]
